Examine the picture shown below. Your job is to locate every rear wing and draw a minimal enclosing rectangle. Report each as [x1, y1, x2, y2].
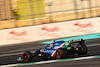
[68, 39, 85, 43]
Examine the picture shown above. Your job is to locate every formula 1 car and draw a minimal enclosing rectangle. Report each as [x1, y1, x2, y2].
[17, 39, 87, 63]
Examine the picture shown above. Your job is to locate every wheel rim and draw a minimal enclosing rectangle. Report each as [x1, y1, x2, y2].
[23, 52, 29, 62]
[56, 49, 61, 59]
[23, 54, 27, 60]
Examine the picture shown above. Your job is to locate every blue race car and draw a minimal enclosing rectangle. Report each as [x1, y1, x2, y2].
[17, 39, 87, 63]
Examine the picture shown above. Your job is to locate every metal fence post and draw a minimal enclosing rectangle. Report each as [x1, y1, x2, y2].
[72, 0, 78, 19]
[29, 0, 35, 25]
[88, 0, 92, 17]
[9, 0, 18, 27]
[47, 2, 53, 23]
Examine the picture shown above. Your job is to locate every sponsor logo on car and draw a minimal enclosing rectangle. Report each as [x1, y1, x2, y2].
[44, 50, 55, 52]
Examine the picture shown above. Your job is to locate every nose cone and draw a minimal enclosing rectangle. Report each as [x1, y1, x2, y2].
[17, 57, 22, 63]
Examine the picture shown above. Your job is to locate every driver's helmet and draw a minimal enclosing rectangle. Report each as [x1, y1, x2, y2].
[49, 40, 56, 47]
[50, 44, 53, 47]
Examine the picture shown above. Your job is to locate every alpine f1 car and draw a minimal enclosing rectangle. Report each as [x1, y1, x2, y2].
[17, 39, 87, 63]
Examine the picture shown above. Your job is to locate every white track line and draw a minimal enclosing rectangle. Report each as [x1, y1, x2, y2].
[74, 56, 95, 60]
[87, 44, 100, 47]
[35, 60, 56, 64]
[0, 56, 100, 67]
[0, 51, 35, 57]
[0, 64, 17, 67]
[0, 52, 23, 57]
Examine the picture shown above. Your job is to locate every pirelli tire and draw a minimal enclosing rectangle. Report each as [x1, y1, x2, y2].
[78, 44, 88, 55]
[56, 48, 67, 59]
[23, 51, 32, 62]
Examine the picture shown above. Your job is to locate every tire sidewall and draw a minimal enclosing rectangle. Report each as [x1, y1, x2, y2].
[78, 45, 87, 55]
[23, 51, 32, 62]
[56, 48, 67, 59]
[56, 49, 62, 59]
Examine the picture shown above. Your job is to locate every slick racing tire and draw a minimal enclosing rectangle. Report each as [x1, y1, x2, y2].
[23, 51, 32, 62]
[78, 45, 88, 55]
[56, 48, 67, 59]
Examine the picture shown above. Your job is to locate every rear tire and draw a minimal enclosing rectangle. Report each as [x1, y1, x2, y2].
[23, 51, 32, 62]
[78, 45, 88, 55]
[56, 48, 67, 59]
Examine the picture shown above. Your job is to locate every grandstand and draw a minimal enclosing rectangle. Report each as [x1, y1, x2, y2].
[0, 0, 100, 29]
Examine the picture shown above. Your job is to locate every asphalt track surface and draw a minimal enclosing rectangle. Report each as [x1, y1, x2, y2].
[0, 39, 100, 67]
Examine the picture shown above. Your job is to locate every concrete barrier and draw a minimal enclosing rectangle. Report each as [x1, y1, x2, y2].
[0, 17, 100, 46]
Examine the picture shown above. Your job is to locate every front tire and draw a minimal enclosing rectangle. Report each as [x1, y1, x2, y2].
[23, 51, 32, 62]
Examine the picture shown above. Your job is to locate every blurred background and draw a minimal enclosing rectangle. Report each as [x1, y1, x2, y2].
[0, 0, 100, 29]
[0, 0, 100, 66]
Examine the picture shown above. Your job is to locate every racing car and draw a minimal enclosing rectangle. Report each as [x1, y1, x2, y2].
[17, 39, 87, 63]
